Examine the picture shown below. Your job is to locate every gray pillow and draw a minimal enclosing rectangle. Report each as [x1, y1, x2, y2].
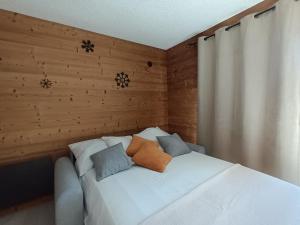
[90, 143, 132, 181]
[157, 133, 191, 157]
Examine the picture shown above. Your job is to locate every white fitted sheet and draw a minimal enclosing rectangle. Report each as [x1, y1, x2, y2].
[81, 152, 232, 225]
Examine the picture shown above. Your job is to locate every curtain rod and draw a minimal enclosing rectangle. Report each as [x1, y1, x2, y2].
[204, 5, 276, 41]
[254, 5, 276, 18]
[225, 22, 241, 31]
[198, 0, 298, 44]
[204, 34, 215, 41]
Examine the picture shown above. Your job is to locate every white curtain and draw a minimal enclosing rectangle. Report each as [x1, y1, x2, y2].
[198, 0, 300, 185]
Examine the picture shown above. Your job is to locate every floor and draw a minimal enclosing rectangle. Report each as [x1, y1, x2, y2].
[0, 201, 54, 225]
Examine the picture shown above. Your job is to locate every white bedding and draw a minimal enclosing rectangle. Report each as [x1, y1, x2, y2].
[140, 164, 300, 225]
[82, 151, 300, 225]
[81, 152, 232, 225]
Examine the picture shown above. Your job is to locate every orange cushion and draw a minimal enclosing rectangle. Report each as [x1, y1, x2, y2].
[126, 135, 159, 157]
[132, 141, 172, 173]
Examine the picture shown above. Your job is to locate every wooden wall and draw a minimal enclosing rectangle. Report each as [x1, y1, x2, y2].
[167, 39, 198, 143]
[0, 0, 280, 164]
[167, 0, 278, 144]
[0, 10, 168, 165]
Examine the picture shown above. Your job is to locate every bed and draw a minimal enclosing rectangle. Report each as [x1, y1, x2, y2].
[81, 151, 231, 225]
[55, 141, 300, 225]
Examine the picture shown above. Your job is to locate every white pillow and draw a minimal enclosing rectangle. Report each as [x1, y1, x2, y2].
[101, 136, 132, 151]
[69, 139, 108, 176]
[69, 139, 104, 159]
[136, 127, 170, 141]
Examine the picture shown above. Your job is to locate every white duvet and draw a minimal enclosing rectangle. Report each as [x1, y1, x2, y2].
[81, 152, 232, 225]
[140, 164, 300, 225]
[81, 152, 300, 225]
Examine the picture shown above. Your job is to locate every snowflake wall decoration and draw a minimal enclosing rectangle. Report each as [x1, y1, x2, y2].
[40, 78, 53, 89]
[81, 40, 94, 53]
[115, 72, 130, 88]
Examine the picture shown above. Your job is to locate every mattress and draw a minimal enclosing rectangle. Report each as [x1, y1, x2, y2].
[81, 152, 232, 225]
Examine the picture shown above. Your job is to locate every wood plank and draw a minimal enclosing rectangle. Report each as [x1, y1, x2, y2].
[0, 9, 168, 165]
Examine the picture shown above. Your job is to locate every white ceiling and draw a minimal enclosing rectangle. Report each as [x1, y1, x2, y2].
[0, 0, 262, 50]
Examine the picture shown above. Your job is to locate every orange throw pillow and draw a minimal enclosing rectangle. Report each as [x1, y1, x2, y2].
[132, 141, 172, 172]
[126, 135, 158, 157]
